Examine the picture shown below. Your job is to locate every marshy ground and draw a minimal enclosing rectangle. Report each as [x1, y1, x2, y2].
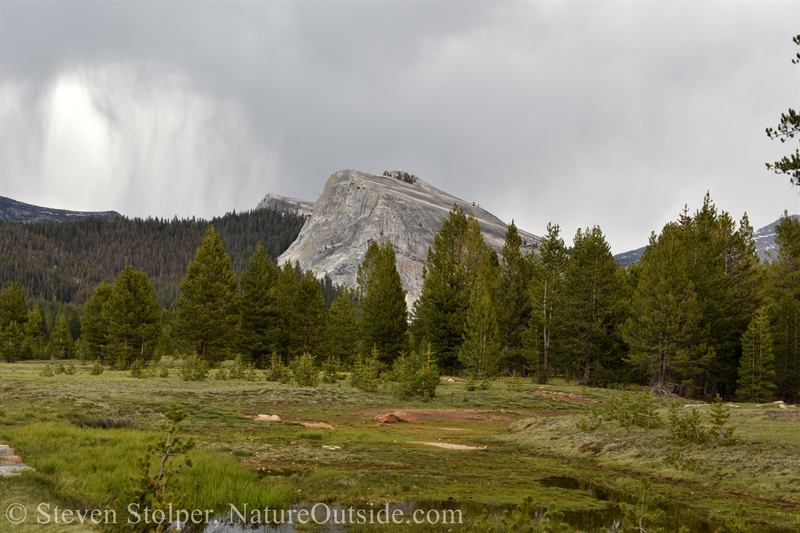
[1, 359, 799, 532]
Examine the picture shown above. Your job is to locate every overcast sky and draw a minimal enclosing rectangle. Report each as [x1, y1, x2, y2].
[1, 1, 799, 253]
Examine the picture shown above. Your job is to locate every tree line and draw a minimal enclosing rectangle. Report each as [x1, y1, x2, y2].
[0, 208, 307, 306]
[1, 196, 798, 402]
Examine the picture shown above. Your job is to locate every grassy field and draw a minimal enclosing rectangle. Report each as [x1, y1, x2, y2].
[1, 359, 799, 532]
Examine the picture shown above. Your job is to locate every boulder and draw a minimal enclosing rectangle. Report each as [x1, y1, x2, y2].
[254, 414, 281, 422]
[391, 411, 420, 423]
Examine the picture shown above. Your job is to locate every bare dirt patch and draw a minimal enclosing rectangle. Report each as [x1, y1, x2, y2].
[409, 441, 487, 450]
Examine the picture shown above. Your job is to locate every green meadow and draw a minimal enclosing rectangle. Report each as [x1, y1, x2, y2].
[1, 359, 800, 532]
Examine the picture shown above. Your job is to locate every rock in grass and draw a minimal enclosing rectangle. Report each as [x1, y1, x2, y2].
[254, 414, 281, 422]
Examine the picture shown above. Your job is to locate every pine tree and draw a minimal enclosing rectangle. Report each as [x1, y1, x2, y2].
[290, 271, 328, 358]
[675, 195, 764, 396]
[560, 226, 625, 385]
[1, 321, 25, 363]
[413, 205, 490, 370]
[459, 258, 501, 378]
[769, 212, 800, 400]
[325, 288, 361, 366]
[621, 224, 713, 394]
[47, 311, 74, 359]
[175, 226, 240, 365]
[737, 307, 778, 402]
[523, 223, 568, 383]
[361, 241, 408, 365]
[274, 261, 300, 358]
[0, 282, 28, 329]
[23, 306, 45, 359]
[81, 282, 113, 364]
[105, 266, 162, 369]
[497, 221, 532, 375]
[239, 243, 281, 366]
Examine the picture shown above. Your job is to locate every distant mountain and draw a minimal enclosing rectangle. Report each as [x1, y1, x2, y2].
[612, 215, 800, 266]
[0, 196, 120, 223]
[277, 169, 540, 308]
[613, 245, 647, 268]
[752, 215, 799, 262]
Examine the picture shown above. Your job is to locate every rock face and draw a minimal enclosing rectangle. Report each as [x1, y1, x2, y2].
[0, 196, 120, 223]
[256, 194, 315, 218]
[278, 169, 540, 308]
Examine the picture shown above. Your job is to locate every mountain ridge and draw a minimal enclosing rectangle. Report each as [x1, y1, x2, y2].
[0, 196, 121, 223]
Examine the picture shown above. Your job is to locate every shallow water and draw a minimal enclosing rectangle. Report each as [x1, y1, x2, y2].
[191, 475, 794, 533]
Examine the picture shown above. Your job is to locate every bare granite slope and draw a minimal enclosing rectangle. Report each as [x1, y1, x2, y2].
[277, 169, 540, 308]
[256, 194, 315, 218]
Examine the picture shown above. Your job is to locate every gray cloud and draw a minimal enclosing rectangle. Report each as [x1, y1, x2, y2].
[1, 1, 798, 252]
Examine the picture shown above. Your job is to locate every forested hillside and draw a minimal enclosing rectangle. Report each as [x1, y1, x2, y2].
[0, 209, 307, 306]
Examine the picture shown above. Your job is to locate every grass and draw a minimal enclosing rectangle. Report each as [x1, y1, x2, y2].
[0, 359, 799, 531]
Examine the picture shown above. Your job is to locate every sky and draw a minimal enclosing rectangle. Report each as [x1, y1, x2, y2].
[1, 1, 799, 254]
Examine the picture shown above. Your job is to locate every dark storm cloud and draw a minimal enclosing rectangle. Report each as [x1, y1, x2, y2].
[1, 2, 798, 252]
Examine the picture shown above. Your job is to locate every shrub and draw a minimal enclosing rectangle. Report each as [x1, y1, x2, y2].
[244, 363, 256, 382]
[159, 365, 170, 378]
[214, 368, 228, 380]
[321, 355, 341, 384]
[668, 401, 707, 444]
[180, 354, 209, 382]
[576, 403, 604, 432]
[294, 353, 319, 387]
[64, 361, 77, 375]
[351, 347, 383, 393]
[392, 348, 439, 400]
[40, 362, 54, 377]
[129, 359, 146, 379]
[264, 352, 292, 383]
[709, 394, 736, 445]
[603, 392, 662, 430]
[229, 355, 245, 380]
[89, 358, 104, 375]
[507, 370, 522, 392]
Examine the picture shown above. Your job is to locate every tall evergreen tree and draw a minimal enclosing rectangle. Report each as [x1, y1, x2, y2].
[1, 321, 25, 363]
[23, 306, 45, 359]
[523, 223, 568, 383]
[105, 266, 162, 368]
[769, 212, 800, 399]
[621, 224, 713, 394]
[325, 288, 361, 366]
[0, 282, 28, 329]
[239, 243, 281, 366]
[47, 311, 74, 359]
[737, 307, 778, 402]
[175, 226, 240, 365]
[458, 258, 501, 378]
[497, 221, 532, 374]
[413, 205, 490, 370]
[290, 271, 328, 358]
[681, 195, 763, 396]
[361, 241, 408, 365]
[273, 261, 300, 359]
[81, 282, 113, 363]
[560, 226, 625, 385]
